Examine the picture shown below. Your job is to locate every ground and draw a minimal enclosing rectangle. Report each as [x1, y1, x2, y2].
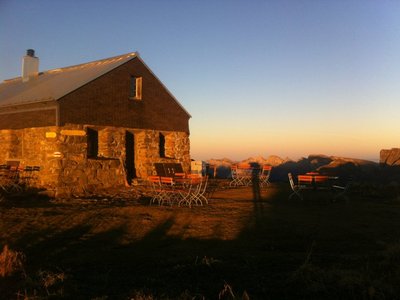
[1, 182, 400, 299]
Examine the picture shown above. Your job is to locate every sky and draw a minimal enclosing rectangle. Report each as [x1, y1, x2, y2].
[1, 0, 399, 162]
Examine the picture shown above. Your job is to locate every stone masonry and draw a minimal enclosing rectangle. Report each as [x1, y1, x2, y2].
[0, 125, 190, 197]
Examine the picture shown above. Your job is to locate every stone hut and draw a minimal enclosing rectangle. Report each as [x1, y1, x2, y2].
[0, 50, 191, 196]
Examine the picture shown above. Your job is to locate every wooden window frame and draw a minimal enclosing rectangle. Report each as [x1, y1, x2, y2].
[129, 76, 142, 100]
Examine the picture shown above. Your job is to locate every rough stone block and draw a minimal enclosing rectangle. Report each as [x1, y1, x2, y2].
[380, 148, 400, 165]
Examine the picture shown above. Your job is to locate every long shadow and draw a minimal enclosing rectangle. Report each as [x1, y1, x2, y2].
[2, 178, 400, 299]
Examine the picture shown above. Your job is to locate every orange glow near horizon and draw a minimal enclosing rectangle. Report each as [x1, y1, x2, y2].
[189, 127, 397, 161]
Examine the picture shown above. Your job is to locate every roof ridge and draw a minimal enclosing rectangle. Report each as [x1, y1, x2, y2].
[2, 51, 138, 82]
[0, 51, 140, 107]
[46, 52, 137, 75]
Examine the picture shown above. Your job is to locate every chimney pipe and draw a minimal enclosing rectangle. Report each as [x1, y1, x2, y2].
[22, 49, 39, 82]
[26, 49, 35, 57]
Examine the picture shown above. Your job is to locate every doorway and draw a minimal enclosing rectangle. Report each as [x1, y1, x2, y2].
[125, 131, 136, 184]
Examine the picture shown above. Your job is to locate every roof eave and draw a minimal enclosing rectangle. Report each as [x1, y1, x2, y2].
[0, 97, 57, 109]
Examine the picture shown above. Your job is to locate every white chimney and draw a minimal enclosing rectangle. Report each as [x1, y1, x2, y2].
[22, 49, 39, 82]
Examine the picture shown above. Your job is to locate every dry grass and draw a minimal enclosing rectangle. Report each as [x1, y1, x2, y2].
[1, 182, 400, 299]
[38, 269, 65, 296]
[0, 245, 25, 278]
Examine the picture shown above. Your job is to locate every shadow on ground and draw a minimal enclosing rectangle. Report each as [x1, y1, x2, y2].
[1, 182, 400, 299]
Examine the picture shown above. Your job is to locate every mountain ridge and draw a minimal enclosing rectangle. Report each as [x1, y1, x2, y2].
[205, 154, 377, 167]
[202, 154, 381, 181]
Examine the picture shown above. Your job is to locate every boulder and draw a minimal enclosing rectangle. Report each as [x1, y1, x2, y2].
[380, 148, 400, 166]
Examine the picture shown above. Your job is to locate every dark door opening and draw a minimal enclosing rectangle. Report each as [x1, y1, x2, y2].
[125, 131, 136, 184]
[87, 128, 98, 158]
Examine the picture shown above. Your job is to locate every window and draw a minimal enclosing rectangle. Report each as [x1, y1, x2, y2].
[87, 128, 98, 158]
[159, 133, 166, 158]
[130, 76, 142, 100]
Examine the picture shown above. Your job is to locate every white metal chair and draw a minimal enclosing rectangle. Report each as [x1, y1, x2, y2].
[288, 173, 305, 200]
[148, 176, 163, 205]
[160, 177, 181, 206]
[177, 174, 204, 207]
[332, 180, 351, 202]
[0, 164, 23, 195]
[230, 164, 252, 187]
[259, 165, 272, 187]
[191, 175, 209, 206]
[177, 178, 196, 207]
[229, 165, 240, 187]
[238, 164, 253, 186]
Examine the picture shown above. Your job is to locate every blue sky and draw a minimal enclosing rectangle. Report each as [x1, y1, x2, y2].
[1, 0, 399, 161]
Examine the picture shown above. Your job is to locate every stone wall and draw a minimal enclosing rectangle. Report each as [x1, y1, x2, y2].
[0, 130, 23, 158]
[0, 127, 60, 189]
[380, 148, 400, 166]
[134, 130, 191, 178]
[0, 125, 191, 197]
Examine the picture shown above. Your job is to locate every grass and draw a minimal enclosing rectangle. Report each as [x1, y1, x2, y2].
[1, 182, 400, 299]
[0, 245, 25, 278]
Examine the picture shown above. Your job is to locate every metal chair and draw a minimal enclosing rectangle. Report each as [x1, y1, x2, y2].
[191, 175, 209, 206]
[0, 164, 23, 194]
[288, 173, 305, 200]
[160, 176, 179, 206]
[229, 165, 240, 187]
[147, 176, 163, 205]
[332, 179, 351, 202]
[259, 165, 272, 187]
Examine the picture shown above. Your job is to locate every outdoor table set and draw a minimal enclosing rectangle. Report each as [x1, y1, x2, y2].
[0, 163, 41, 200]
[230, 164, 272, 187]
[288, 172, 350, 201]
[147, 174, 209, 207]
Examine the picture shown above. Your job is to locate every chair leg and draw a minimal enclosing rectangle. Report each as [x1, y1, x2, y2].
[289, 190, 303, 200]
[332, 185, 350, 203]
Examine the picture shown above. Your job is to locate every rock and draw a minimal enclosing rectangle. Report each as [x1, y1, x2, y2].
[380, 148, 400, 166]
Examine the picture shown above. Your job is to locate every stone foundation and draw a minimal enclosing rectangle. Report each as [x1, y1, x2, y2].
[0, 125, 190, 197]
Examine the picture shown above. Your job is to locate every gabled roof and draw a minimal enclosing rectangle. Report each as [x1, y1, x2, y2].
[0, 52, 138, 108]
[0, 51, 191, 118]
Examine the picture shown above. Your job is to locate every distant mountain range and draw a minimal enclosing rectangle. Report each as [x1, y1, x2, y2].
[207, 154, 376, 168]
[204, 154, 394, 182]
[207, 155, 288, 167]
